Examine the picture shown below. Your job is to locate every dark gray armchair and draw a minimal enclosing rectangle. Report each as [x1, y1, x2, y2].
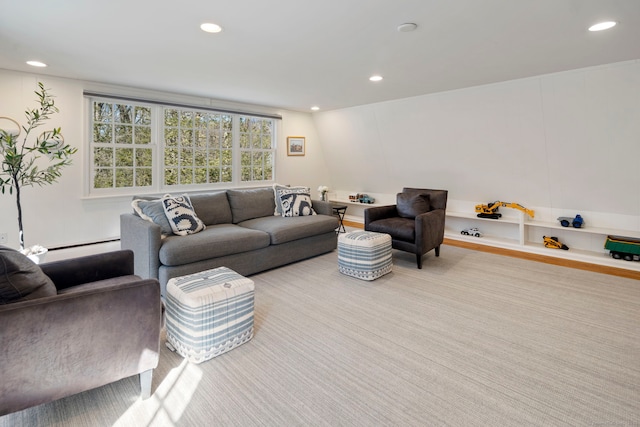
[0, 249, 162, 416]
[365, 188, 448, 269]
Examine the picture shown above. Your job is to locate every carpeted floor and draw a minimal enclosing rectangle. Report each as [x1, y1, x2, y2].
[2, 245, 639, 426]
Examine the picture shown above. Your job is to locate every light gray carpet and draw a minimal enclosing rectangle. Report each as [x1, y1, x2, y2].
[2, 245, 639, 426]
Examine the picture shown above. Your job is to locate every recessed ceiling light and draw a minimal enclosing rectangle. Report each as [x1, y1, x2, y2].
[369, 75, 383, 82]
[588, 21, 617, 31]
[200, 23, 223, 33]
[26, 60, 47, 67]
[397, 23, 417, 32]
[311, 106, 320, 111]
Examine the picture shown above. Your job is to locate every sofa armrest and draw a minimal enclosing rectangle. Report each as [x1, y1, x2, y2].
[41, 250, 135, 291]
[0, 278, 162, 415]
[120, 213, 162, 280]
[364, 205, 398, 227]
[311, 199, 333, 216]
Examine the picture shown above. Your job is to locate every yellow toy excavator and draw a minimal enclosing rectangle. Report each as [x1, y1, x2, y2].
[475, 201, 535, 219]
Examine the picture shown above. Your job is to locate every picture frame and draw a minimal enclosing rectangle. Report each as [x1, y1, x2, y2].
[287, 136, 305, 156]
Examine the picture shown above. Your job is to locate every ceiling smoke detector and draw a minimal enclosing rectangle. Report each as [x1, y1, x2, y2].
[397, 23, 417, 32]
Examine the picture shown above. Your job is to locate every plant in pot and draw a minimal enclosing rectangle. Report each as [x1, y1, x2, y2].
[0, 82, 77, 263]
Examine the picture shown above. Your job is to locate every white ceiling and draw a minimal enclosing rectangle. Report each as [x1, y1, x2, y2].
[1, 0, 639, 112]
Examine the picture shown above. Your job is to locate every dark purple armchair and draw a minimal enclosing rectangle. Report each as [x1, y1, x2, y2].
[0, 249, 162, 415]
[365, 188, 448, 269]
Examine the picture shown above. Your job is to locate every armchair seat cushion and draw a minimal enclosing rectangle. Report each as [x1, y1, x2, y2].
[366, 217, 416, 243]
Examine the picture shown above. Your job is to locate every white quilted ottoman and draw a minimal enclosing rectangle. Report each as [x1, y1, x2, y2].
[338, 231, 392, 280]
[165, 267, 254, 364]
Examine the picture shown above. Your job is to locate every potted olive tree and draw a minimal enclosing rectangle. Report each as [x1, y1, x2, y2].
[0, 82, 77, 261]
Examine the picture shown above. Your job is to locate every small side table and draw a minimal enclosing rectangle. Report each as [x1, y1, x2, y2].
[332, 204, 347, 234]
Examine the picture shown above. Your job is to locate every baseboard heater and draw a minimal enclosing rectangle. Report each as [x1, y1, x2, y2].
[48, 238, 120, 252]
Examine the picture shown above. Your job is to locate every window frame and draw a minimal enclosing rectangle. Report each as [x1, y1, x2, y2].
[86, 95, 278, 197]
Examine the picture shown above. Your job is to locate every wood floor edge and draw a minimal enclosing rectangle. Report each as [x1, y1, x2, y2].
[443, 238, 640, 280]
[342, 220, 640, 280]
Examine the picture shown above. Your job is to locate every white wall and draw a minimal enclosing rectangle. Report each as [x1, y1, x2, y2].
[314, 60, 640, 228]
[0, 69, 327, 249]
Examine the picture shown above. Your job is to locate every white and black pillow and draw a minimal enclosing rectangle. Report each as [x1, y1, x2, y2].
[162, 194, 206, 236]
[280, 192, 316, 217]
[273, 184, 311, 216]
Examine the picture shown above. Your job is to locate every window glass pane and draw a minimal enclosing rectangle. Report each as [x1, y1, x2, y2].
[115, 148, 134, 167]
[221, 167, 232, 182]
[135, 106, 151, 125]
[165, 168, 178, 186]
[165, 128, 178, 147]
[94, 103, 112, 122]
[94, 147, 113, 167]
[165, 109, 178, 126]
[241, 167, 251, 181]
[94, 124, 112, 143]
[136, 168, 152, 186]
[135, 126, 151, 144]
[241, 151, 251, 166]
[180, 129, 193, 146]
[114, 104, 133, 124]
[115, 168, 134, 187]
[94, 169, 113, 188]
[180, 168, 193, 184]
[222, 132, 232, 149]
[180, 111, 193, 128]
[208, 168, 220, 183]
[262, 135, 272, 149]
[239, 134, 250, 148]
[115, 125, 133, 144]
[136, 148, 153, 167]
[165, 148, 178, 166]
[194, 150, 207, 167]
[195, 168, 208, 184]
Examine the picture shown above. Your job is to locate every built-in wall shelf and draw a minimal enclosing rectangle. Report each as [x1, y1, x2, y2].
[446, 210, 640, 273]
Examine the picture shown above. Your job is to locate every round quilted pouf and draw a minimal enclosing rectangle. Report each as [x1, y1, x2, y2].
[338, 231, 392, 281]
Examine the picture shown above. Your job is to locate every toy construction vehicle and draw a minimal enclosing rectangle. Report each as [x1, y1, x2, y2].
[557, 214, 584, 228]
[475, 201, 535, 220]
[543, 236, 569, 250]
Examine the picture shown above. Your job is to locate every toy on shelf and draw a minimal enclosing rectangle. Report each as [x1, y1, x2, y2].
[349, 193, 375, 204]
[604, 235, 640, 261]
[461, 227, 482, 237]
[543, 236, 569, 250]
[557, 215, 584, 228]
[475, 201, 535, 220]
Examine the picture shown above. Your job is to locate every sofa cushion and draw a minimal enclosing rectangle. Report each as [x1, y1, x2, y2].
[239, 215, 338, 245]
[189, 191, 233, 225]
[396, 192, 430, 219]
[227, 187, 275, 223]
[366, 217, 416, 242]
[132, 198, 173, 235]
[0, 246, 57, 304]
[273, 184, 310, 216]
[159, 224, 271, 266]
[162, 194, 206, 236]
[280, 192, 316, 217]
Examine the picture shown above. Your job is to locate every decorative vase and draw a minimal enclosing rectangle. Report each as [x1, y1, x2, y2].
[321, 192, 327, 202]
[23, 246, 48, 264]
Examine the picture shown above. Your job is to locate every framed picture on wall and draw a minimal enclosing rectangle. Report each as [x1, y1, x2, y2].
[287, 136, 305, 156]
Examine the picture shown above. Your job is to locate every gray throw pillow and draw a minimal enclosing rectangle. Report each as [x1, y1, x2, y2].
[227, 187, 276, 223]
[132, 198, 173, 235]
[396, 193, 431, 219]
[0, 245, 57, 304]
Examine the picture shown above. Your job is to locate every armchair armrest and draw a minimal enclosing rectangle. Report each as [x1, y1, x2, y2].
[415, 209, 446, 252]
[120, 213, 162, 280]
[364, 205, 398, 226]
[41, 250, 135, 291]
[0, 278, 161, 415]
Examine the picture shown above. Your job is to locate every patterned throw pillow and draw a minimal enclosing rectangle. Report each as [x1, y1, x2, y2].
[273, 184, 311, 216]
[162, 194, 206, 236]
[280, 192, 316, 217]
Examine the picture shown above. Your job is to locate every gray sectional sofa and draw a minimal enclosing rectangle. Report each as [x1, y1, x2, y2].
[120, 186, 339, 295]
